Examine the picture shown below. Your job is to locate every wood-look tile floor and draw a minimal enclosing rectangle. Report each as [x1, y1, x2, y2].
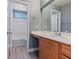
[8, 46, 38, 59]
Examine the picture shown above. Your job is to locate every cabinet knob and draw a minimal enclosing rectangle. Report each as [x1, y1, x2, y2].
[7, 32, 12, 34]
[47, 46, 52, 49]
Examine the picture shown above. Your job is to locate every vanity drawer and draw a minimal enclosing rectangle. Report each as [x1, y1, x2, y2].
[62, 44, 71, 58]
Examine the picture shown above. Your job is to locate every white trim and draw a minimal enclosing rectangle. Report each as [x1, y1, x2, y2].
[27, 2, 30, 52]
[59, 12, 61, 32]
[51, 9, 60, 13]
[28, 48, 39, 52]
[51, 9, 61, 32]
[11, 0, 29, 5]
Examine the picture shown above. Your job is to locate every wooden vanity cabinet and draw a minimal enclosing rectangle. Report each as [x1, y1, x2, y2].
[39, 37, 71, 59]
[39, 38, 59, 59]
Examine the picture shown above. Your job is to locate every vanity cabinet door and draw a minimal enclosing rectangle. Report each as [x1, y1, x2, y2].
[46, 39, 59, 59]
[39, 37, 59, 59]
[39, 38, 48, 59]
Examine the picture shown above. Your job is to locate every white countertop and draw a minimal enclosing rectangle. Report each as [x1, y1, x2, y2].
[31, 31, 71, 45]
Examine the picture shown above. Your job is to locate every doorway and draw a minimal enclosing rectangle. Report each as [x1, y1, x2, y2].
[7, 1, 29, 57]
[51, 9, 61, 32]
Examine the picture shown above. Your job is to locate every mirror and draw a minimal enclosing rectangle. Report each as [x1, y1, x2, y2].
[41, 1, 71, 33]
[41, 8, 61, 32]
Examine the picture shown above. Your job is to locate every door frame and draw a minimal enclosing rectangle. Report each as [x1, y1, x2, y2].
[8, 0, 30, 52]
[50, 9, 61, 32]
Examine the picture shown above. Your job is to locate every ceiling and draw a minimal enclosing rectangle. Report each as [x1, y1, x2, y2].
[51, 0, 71, 7]
[22, 0, 71, 7]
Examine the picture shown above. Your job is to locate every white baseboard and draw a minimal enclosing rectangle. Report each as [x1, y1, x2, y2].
[28, 48, 39, 52]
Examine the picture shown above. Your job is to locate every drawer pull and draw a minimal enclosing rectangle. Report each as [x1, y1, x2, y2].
[47, 46, 53, 49]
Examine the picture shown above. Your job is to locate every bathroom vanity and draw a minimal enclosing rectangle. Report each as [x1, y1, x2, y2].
[31, 31, 71, 59]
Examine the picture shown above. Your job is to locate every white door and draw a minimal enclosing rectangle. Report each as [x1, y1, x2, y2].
[51, 14, 58, 32]
[9, 2, 29, 47]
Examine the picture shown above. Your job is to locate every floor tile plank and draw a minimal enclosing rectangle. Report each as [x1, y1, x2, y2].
[9, 46, 38, 59]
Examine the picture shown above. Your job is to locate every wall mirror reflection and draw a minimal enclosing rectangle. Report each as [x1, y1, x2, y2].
[41, 0, 71, 33]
